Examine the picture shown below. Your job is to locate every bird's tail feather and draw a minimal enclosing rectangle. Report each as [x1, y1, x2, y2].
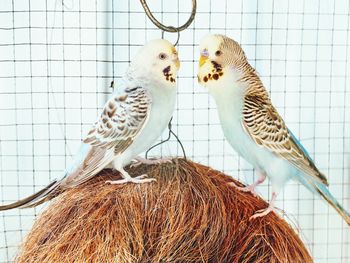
[0, 179, 61, 211]
[298, 173, 350, 226]
[313, 181, 350, 226]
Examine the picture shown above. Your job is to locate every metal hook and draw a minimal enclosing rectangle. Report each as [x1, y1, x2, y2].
[145, 117, 187, 160]
[169, 26, 181, 46]
[140, 0, 196, 33]
[161, 26, 181, 46]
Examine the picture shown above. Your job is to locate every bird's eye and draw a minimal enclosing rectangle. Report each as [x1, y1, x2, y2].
[215, 50, 222, 56]
[159, 53, 167, 60]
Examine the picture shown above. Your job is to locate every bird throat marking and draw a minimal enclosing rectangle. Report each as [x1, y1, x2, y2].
[203, 61, 223, 83]
[163, 65, 175, 83]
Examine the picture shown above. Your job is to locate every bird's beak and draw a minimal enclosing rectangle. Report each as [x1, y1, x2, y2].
[174, 57, 180, 70]
[199, 55, 208, 67]
[199, 50, 209, 67]
[172, 53, 180, 70]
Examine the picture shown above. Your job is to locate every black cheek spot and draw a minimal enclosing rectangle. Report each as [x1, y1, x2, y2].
[213, 74, 219, 80]
[211, 61, 222, 71]
[163, 66, 171, 74]
[203, 76, 208, 82]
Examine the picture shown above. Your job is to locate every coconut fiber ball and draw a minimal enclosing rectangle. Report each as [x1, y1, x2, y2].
[16, 158, 312, 263]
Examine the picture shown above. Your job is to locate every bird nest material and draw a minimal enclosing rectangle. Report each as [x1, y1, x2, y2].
[16, 158, 312, 263]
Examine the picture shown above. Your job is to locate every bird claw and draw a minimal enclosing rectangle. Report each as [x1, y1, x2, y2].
[105, 174, 156, 185]
[158, 157, 173, 164]
[130, 157, 173, 168]
[228, 182, 258, 196]
[249, 206, 276, 220]
[130, 162, 142, 168]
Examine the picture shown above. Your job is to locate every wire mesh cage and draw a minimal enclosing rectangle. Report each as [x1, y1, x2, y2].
[0, 0, 349, 262]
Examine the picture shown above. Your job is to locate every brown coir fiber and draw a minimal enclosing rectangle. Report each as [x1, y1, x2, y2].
[16, 158, 312, 263]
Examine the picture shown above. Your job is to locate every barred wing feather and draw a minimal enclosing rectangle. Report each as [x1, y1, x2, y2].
[64, 87, 152, 187]
[241, 94, 328, 186]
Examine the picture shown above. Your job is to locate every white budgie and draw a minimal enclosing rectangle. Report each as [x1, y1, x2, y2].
[197, 34, 350, 224]
[0, 39, 180, 210]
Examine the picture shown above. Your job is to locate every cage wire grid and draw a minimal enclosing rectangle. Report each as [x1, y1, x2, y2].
[0, 0, 349, 262]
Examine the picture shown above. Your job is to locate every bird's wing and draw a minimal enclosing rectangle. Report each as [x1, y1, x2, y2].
[241, 94, 328, 185]
[64, 86, 152, 187]
[0, 87, 152, 209]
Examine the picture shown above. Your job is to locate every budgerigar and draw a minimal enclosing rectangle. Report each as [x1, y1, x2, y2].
[197, 34, 350, 224]
[0, 39, 180, 210]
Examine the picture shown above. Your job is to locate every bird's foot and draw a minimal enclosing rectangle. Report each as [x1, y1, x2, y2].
[228, 182, 258, 196]
[105, 174, 156, 185]
[249, 205, 277, 220]
[130, 156, 173, 168]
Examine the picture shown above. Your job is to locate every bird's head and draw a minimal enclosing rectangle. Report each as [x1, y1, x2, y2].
[197, 34, 248, 90]
[130, 39, 180, 89]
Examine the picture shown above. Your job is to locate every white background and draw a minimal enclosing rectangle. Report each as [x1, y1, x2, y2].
[0, 0, 349, 262]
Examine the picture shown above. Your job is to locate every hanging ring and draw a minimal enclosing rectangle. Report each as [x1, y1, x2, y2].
[140, 0, 196, 33]
[162, 26, 180, 46]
